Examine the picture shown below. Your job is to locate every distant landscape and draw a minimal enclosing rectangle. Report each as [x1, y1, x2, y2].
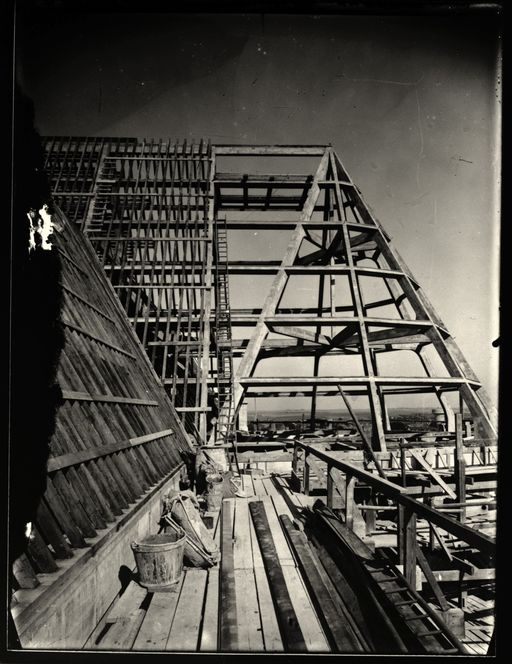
[248, 406, 455, 422]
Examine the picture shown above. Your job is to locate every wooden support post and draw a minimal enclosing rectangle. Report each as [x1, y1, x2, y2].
[403, 506, 417, 588]
[397, 503, 405, 565]
[427, 498, 437, 552]
[458, 570, 467, 610]
[454, 413, 466, 523]
[292, 445, 299, 476]
[201, 149, 215, 443]
[400, 440, 407, 488]
[303, 452, 310, 496]
[330, 151, 386, 452]
[345, 474, 356, 531]
[364, 496, 376, 536]
[415, 545, 449, 612]
[380, 393, 391, 432]
[327, 465, 345, 510]
[326, 463, 333, 509]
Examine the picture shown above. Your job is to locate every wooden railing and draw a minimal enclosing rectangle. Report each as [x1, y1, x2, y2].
[293, 440, 495, 589]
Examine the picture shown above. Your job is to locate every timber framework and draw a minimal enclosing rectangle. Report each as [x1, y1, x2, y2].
[9, 139, 497, 655]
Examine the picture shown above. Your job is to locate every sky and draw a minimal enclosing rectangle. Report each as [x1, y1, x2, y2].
[16, 9, 501, 411]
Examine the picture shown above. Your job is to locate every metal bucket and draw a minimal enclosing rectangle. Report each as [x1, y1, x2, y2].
[131, 530, 185, 591]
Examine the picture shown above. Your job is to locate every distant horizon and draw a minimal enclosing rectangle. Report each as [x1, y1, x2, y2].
[248, 405, 456, 419]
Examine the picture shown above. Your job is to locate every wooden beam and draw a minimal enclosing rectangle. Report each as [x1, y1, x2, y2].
[61, 391, 159, 406]
[415, 546, 450, 612]
[47, 429, 176, 472]
[62, 320, 136, 359]
[329, 150, 386, 451]
[268, 325, 332, 347]
[200, 147, 215, 442]
[219, 501, 238, 651]
[454, 413, 467, 523]
[226, 150, 330, 432]
[337, 385, 388, 480]
[409, 450, 457, 499]
[294, 443, 495, 554]
[248, 501, 307, 652]
[239, 376, 479, 387]
[214, 145, 327, 156]
[279, 514, 363, 652]
[332, 150, 497, 437]
[402, 506, 417, 588]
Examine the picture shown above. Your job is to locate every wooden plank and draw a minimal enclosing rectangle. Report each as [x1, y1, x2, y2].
[219, 499, 238, 651]
[61, 390, 159, 406]
[214, 145, 327, 156]
[262, 477, 278, 497]
[253, 477, 268, 497]
[166, 569, 208, 651]
[314, 504, 373, 561]
[281, 566, 330, 652]
[212, 509, 221, 548]
[269, 325, 331, 347]
[280, 515, 362, 652]
[249, 512, 264, 570]
[132, 578, 184, 650]
[306, 529, 373, 651]
[51, 470, 97, 539]
[62, 320, 137, 358]
[62, 284, 116, 323]
[270, 491, 294, 521]
[199, 568, 219, 652]
[233, 499, 253, 570]
[415, 546, 449, 612]
[327, 466, 345, 510]
[234, 569, 264, 651]
[261, 497, 294, 566]
[240, 375, 474, 386]
[410, 450, 457, 499]
[403, 508, 417, 589]
[97, 609, 146, 650]
[107, 580, 148, 623]
[272, 476, 305, 513]
[241, 474, 255, 497]
[253, 566, 284, 651]
[248, 501, 307, 652]
[47, 430, 175, 472]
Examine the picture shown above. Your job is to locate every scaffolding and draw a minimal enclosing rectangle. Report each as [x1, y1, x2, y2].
[43, 139, 497, 451]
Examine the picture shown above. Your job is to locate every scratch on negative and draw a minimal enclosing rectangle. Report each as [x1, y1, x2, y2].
[336, 74, 424, 87]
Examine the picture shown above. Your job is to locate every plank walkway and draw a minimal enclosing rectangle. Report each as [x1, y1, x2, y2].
[85, 473, 493, 654]
[86, 473, 329, 653]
